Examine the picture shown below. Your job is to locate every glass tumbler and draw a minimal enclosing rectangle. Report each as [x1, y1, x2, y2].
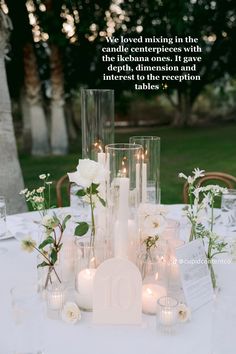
[157, 296, 179, 334]
[221, 189, 236, 229]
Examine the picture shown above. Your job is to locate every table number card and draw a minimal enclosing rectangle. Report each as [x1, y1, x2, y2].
[176, 239, 214, 311]
[93, 258, 142, 324]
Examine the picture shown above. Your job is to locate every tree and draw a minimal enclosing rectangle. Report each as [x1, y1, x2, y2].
[6, 0, 50, 155]
[117, 0, 236, 126]
[23, 42, 50, 155]
[37, 0, 69, 155]
[0, 8, 27, 214]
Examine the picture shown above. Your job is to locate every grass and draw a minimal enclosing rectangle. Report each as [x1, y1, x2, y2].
[19, 123, 236, 207]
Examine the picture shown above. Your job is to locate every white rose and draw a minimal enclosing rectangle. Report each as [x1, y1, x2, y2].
[67, 159, 106, 189]
[142, 213, 167, 237]
[178, 303, 191, 322]
[61, 302, 81, 324]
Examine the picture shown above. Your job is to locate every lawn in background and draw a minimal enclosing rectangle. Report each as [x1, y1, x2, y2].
[19, 123, 236, 208]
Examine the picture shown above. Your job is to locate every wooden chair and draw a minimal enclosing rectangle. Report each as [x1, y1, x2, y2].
[56, 174, 71, 207]
[183, 172, 236, 204]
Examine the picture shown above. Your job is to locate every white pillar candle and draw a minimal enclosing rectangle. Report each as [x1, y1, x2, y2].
[97, 152, 106, 166]
[77, 268, 96, 295]
[76, 268, 97, 311]
[114, 177, 129, 258]
[142, 283, 167, 315]
[136, 162, 140, 194]
[142, 162, 147, 203]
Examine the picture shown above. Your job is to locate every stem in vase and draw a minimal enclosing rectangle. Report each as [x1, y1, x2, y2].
[209, 261, 216, 289]
[89, 187, 96, 248]
[210, 199, 214, 232]
[44, 265, 61, 289]
[189, 223, 195, 242]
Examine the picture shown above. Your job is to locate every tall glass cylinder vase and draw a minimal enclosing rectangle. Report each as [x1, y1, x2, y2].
[81, 89, 114, 161]
[129, 136, 161, 204]
[105, 143, 143, 262]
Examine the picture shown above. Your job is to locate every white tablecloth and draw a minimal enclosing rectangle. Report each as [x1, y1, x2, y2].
[0, 205, 236, 354]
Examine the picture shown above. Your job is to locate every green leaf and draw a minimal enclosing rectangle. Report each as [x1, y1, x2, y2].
[76, 189, 86, 197]
[38, 236, 54, 249]
[50, 248, 58, 265]
[98, 195, 106, 207]
[75, 222, 89, 236]
[62, 214, 71, 231]
[37, 261, 49, 268]
[91, 183, 99, 194]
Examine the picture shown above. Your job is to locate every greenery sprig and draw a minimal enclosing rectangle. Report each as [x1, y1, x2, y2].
[74, 183, 105, 247]
[21, 213, 71, 288]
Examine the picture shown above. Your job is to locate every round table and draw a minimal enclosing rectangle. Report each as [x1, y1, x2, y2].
[0, 205, 235, 354]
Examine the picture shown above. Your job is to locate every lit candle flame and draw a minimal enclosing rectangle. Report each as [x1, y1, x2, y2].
[155, 272, 159, 281]
[142, 150, 148, 162]
[93, 141, 103, 153]
[89, 257, 96, 268]
[147, 288, 153, 295]
[121, 157, 127, 177]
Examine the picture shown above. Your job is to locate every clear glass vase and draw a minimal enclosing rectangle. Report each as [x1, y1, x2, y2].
[37, 254, 62, 296]
[157, 296, 179, 335]
[129, 136, 161, 204]
[75, 241, 107, 311]
[105, 143, 143, 261]
[81, 89, 114, 161]
[138, 243, 168, 315]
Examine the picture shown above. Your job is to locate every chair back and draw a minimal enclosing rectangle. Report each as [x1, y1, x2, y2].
[56, 175, 71, 207]
[183, 172, 236, 204]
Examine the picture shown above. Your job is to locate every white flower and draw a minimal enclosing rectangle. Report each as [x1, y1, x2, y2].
[19, 188, 28, 195]
[45, 181, 53, 185]
[187, 176, 194, 184]
[67, 159, 106, 189]
[37, 187, 45, 193]
[21, 236, 36, 253]
[201, 193, 211, 208]
[25, 191, 31, 198]
[61, 302, 81, 324]
[41, 215, 58, 229]
[178, 172, 188, 180]
[199, 185, 228, 196]
[142, 213, 167, 236]
[178, 303, 191, 322]
[192, 168, 205, 179]
[39, 174, 47, 180]
[192, 188, 200, 199]
[32, 196, 44, 203]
